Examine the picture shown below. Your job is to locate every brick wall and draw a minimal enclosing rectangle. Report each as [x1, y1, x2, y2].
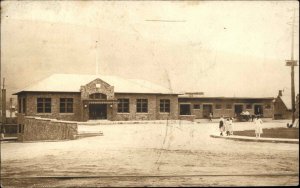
[80, 78, 114, 100]
[18, 92, 81, 121]
[17, 92, 179, 122]
[179, 98, 274, 118]
[17, 115, 77, 142]
[113, 93, 179, 121]
[273, 97, 292, 119]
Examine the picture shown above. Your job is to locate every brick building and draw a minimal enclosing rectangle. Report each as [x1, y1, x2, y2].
[178, 93, 274, 119]
[14, 74, 179, 121]
[14, 74, 280, 122]
[273, 90, 293, 119]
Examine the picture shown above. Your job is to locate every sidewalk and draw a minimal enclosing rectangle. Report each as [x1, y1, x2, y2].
[0, 137, 18, 142]
[210, 134, 299, 144]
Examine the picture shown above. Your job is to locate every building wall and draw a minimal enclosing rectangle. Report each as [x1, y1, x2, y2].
[80, 78, 114, 100]
[17, 92, 179, 122]
[273, 97, 292, 119]
[18, 92, 81, 121]
[17, 115, 77, 142]
[178, 98, 274, 118]
[112, 93, 178, 121]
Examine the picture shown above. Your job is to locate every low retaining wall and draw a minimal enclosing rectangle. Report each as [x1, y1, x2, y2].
[18, 116, 78, 142]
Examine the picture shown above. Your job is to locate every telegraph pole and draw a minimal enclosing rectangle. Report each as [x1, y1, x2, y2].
[286, 8, 298, 125]
[95, 40, 99, 75]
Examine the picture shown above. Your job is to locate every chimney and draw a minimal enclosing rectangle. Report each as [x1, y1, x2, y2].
[278, 90, 283, 97]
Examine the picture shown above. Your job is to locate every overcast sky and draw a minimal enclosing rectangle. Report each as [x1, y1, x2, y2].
[1, 1, 299, 100]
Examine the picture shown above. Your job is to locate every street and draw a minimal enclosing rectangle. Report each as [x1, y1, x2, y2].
[1, 120, 298, 186]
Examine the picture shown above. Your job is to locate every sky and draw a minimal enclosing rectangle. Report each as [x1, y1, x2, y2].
[1, 0, 299, 101]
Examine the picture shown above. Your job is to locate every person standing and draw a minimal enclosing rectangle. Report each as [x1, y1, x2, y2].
[229, 117, 234, 135]
[225, 118, 230, 136]
[209, 113, 213, 121]
[254, 116, 263, 138]
[219, 116, 225, 136]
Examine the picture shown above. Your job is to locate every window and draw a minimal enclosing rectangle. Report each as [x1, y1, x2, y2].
[246, 104, 252, 109]
[60, 98, 73, 113]
[18, 98, 22, 113]
[22, 98, 26, 113]
[137, 99, 148, 113]
[89, 93, 107, 100]
[265, 104, 271, 109]
[193, 104, 201, 109]
[226, 104, 232, 109]
[160, 99, 170, 112]
[180, 104, 191, 115]
[18, 98, 26, 113]
[118, 99, 129, 113]
[215, 104, 222, 109]
[37, 98, 51, 113]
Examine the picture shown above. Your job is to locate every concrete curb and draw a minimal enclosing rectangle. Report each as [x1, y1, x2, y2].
[0, 137, 18, 142]
[78, 120, 195, 126]
[210, 135, 299, 144]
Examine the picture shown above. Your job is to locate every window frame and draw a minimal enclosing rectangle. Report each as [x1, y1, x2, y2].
[246, 104, 252, 109]
[89, 93, 107, 100]
[136, 99, 148, 113]
[193, 104, 201, 110]
[37, 98, 52, 113]
[160, 99, 171, 113]
[60, 98, 74, 113]
[117, 98, 130, 113]
[215, 104, 222, 109]
[225, 104, 232, 109]
[22, 98, 26, 114]
[265, 104, 272, 109]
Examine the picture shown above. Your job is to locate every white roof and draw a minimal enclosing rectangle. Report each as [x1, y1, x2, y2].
[14, 74, 175, 94]
[280, 91, 292, 110]
[179, 93, 274, 99]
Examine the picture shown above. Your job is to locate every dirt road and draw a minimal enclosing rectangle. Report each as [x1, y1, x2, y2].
[1, 121, 298, 186]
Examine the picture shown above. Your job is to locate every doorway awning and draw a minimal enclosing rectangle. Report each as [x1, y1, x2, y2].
[83, 99, 118, 104]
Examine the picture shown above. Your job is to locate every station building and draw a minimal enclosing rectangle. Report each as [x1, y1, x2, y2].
[14, 74, 179, 121]
[14, 73, 279, 122]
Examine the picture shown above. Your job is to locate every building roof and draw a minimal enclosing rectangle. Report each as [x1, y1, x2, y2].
[178, 93, 274, 100]
[13, 74, 176, 95]
[279, 91, 292, 110]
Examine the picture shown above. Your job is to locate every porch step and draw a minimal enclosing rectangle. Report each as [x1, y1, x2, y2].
[76, 131, 104, 139]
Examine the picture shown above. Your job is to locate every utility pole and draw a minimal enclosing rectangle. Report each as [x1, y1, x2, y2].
[0, 55, 2, 124]
[286, 8, 298, 125]
[95, 40, 99, 75]
[1, 78, 6, 125]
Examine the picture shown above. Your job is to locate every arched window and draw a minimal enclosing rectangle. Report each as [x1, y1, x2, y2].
[89, 93, 107, 100]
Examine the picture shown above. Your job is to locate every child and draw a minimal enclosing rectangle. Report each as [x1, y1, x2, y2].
[225, 118, 230, 136]
[254, 116, 263, 138]
[219, 116, 225, 136]
[229, 117, 234, 135]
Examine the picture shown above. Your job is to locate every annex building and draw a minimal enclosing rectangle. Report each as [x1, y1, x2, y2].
[178, 93, 274, 119]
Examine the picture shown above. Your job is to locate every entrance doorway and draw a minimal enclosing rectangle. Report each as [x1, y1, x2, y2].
[89, 104, 107, 120]
[202, 104, 213, 118]
[254, 105, 263, 116]
[234, 104, 243, 116]
[180, 104, 191, 115]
